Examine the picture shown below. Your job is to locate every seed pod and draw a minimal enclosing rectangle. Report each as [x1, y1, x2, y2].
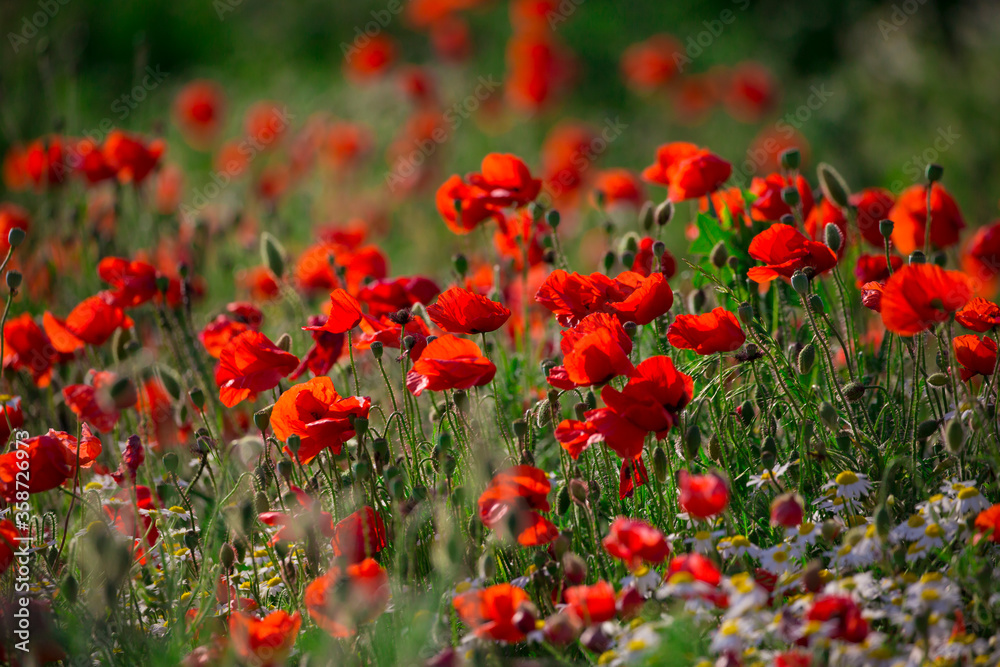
[819, 401, 838, 429]
[276, 333, 292, 351]
[277, 459, 293, 481]
[945, 418, 964, 453]
[708, 434, 722, 462]
[602, 250, 616, 272]
[653, 446, 668, 483]
[781, 186, 800, 207]
[824, 223, 842, 253]
[927, 372, 949, 388]
[738, 400, 754, 427]
[574, 402, 587, 420]
[370, 341, 384, 359]
[683, 424, 701, 460]
[879, 219, 894, 239]
[737, 301, 754, 325]
[162, 452, 179, 474]
[253, 405, 273, 433]
[790, 271, 809, 295]
[909, 250, 926, 265]
[286, 433, 301, 454]
[843, 382, 865, 402]
[7, 227, 25, 248]
[925, 163, 944, 183]
[546, 209, 561, 228]
[709, 241, 728, 268]
[6, 270, 21, 291]
[797, 344, 816, 374]
[255, 490, 270, 515]
[916, 419, 938, 439]
[780, 148, 801, 170]
[817, 162, 851, 208]
[585, 391, 597, 410]
[808, 294, 824, 313]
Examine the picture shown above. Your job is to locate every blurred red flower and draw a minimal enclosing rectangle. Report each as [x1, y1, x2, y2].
[955, 297, 1000, 332]
[642, 142, 731, 202]
[478, 465, 558, 546]
[0, 428, 101, 501]
[453, 583, 530, 643]
[103, 131, 165, 185]
[304, 289, 364, 335]
[953, 334, 997, 381]
[564, 581, 617, 624]
[3, 313, 55, 387]
[749, 173, 813, 222]
[173, 80, 226, 149]
[807, 595, 869, 643]
[880, 264, 973, 336]
[678, 470, 730, 519]
[305, 558, 389, 638]
[852, 188, 895, 248]
[229, 610, 300, 667]
[620, 34, 683, 91]
[331, 506, 388, 563]
[602, 517, 670, 569]
[889, 184, 965, 255]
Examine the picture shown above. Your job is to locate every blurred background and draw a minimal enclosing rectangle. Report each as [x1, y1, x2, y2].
[1, 0, 998, 295]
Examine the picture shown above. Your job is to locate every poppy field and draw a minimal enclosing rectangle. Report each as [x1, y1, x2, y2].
[3, 0, 1000, 665]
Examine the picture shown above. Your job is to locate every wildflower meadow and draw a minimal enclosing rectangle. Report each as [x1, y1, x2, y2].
[2, 0, 1000, 665]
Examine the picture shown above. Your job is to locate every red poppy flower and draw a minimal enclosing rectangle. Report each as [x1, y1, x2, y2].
[62, 371, 127, 433]
[721, 62, 778, 123]
[618, 455, 649, 499]
[72, 139, 116, 185]
[173, 80, 226, 149]
[536, 270, 673, 327]
[955, 297, 1000, 332]
[677, 470, 730, 519]
[620, 34, 683, 91]
[305, 559, 390, 638]
[554, 419, 600, 459]
[589, 355, 693, 458]
[776, 652, 813, 667]
[23, 136, 68, 188]
[435, 175, 501, 234]
[270, 376, 370, 464]
[807, 595, 869, 643]
[356, 313, 432, 361]
[331, 506, 387, 563]
[666, 552, 721, 587]
[748, 173, 813, 222]
[854, 253, 902, 288]
[879, 264, 973, 336]
[962, 221, 1000, 297]
[564, 581, 617, 624]
[602, 517, 670, 569]
[0, 519, 23, 574]
[747, 223, 838, 284]
[2, 313, 55, 387]
[861, 282, 884, 313]
[852, 188, 895, 248]
[357, 276, 440, 319]
[592, 169, 645, 209]
[953, 334, 997, 381]
[406, 334, 496, 395]
[290, 315, 345, 380]
[642, 142, 731, 202]
[199, 315, 250, 359]
[667, 308, 745, 355]
[541, 122, 595, 205]
[0, 428, 101, 501]
[45, 293, 133, 349]
[345, 34, 397, 81]
[505, 31, 575, 113]
[323, 120, 374, 169]
[700, 187, 748, 227]
[0, 204, 29, 253]
[103, 131, 165, 185]
[889, 184, 965, 255]
[244, 101, 289, 149]
[558, 313, 634, 388]
[478, 465, 558, 546]
[974, 504, 1000, 544]
[473, 153, 544, 208]
[608, 273, 675, 325]
[258, 487, 336, 546]
[303, 289, 364, 335]
[229, 610, 300, 667]
[494, 209, 549, 270]
[426, 286, 511, 335]
[0, 397, 23, 446]
[453, 583, 530, 643]
[632, 237, 677, 280]
[215, 331, 300, 407]
[98, 257, 162, 308]
[770, 493, 805, 528]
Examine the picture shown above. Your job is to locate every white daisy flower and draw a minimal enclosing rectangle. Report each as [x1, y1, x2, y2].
[823, 470, 872, 501]
[747, 462, 793, 489]
[717, 534, 758, 560]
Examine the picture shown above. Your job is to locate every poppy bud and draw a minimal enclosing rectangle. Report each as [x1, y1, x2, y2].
[574, 402, 587, 420]
[683, 424, 701, 460]
[737, 301, 753, 325]
[807, 294, 824, 313]
[255, 490, 269, 514]
[709, 241, 728, 269]
[370, 340, 384, 359]
[220, 543, 236, 571]
[402, 335, 416, 351]
[7, 227, 25, 248]
[790, 270, 809, 295]
[452, 253, 468, 277]
[617, 585, 644, 620]
[688, 289, 706, 314]
[544, 612, 582, 645]
[803, 560, 824, 593]
[286, 433, 301, 454]
[581, 625, 614, 654]
[277, 459, 293, 481]
[843, 381, 865, 402]
[916, 419, 938, 439]
[927, 372, 948, 387]
[708, 434, 722, 461]
[61, 574, 78, 604]
[945, 418, 964, 453]
[588, 478, 602, 502]
[797, 344, 816, 374]
[562, 552, 587, 585]
[512, 419, 527, 440]
[556, 483, 571, 516]
[779, 148, 801, 170]
[5, 270, 21, 292]
[653, 446, 668, 483]
[727, 255, 739, 271]
[819, 401, 838, 429]
[655, 200, 673, 227]
[620, 251, 635, 267]
[512, 602, 539, 635]
[908, 250, 926, 265]
[585, 391, 597, 410]
[738, 400, 754, 427]
[477, 551, 496, 580]
[874, 504, 892, 538]
[602, 251, 616, 272]
[353, 416, 369, 439]
[546, 209, 561, 228]
[107, 376, 137, 409]
[452, 390, 468, 413]
[931, 251, 947, 267]
[817, 162, 851, 208]
[824, 223, 842, 253]
[820, 519, 841, 542]
[781, 186, 800, 207]
[770, 493, 804, 527]
[779, 213, 795, 226]
[879, 219, 894, 239]
[640, 201, 655, 230]
[155, 275, 170, 294]
[925, 163, 943, 183]
[276, 333, 292, 351]
[570, 479, 588, 503]
[261, 232, 286, 277]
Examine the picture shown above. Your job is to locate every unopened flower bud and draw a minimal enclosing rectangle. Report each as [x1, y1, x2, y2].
[780, 148, 801, 170]
[683, 424, 701, 460]
[945, 418, 964, 453]
[790, 271, 809, 295]
[623, 321, 638, 339]
[639, 201, 655, 230]
[927, 372, 949, 387]
[843, 381, 865, 402]
[808, 294, 824, 313]
[908, 250, 926, 265]
[781, 186, 800, 207]
[710, 241, 728, 268]
[546, 209, 561, 228]
[286, 433, 301, 454]
[512, 602, 539, 635]
[779, 214, 795, 226]
[261, 232, 286, 277]
[5, 270, 21, 292]
[7, 227, 25, 248]
[925, 163, 943, 183]
[819, 401, 838, 429]
[737, 301, 754, 325]
[824, 223, 842, 253]
[602, 250, 616, 272]
[655, 200, 673, 226]
[276, 333, 292, 351]
[162, 452, 178, 474]
[370, 340, 383, 359]
[562, 552, 587, 585]
[879, 219, 894, 239]
[797, 344, 816, 374]
[452, 253, 468, 277]
[817, 162, 851, 208]
[771, 493, 804, 528]
[653, 446, 668, 483]
[916, 419, 938, 439]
